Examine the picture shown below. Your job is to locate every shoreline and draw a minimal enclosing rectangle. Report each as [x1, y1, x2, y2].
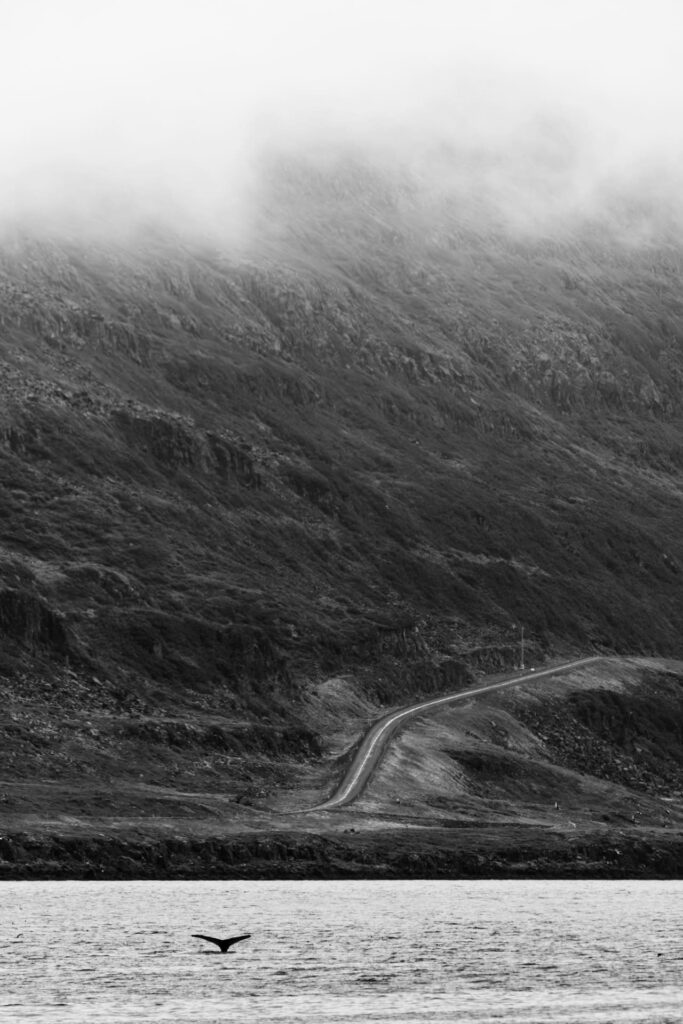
[3, 828, 682, 881]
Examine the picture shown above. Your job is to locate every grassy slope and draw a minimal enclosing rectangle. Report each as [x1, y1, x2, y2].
[1, 152, 683, 866]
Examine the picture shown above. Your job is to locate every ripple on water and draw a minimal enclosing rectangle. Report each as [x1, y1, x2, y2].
[1, 880, 683, 1023]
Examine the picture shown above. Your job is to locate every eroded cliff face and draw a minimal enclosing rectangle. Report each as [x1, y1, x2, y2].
[1, 152, 683, 805]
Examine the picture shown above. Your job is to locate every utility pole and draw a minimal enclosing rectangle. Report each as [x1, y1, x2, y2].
[519, 625, 525, 670]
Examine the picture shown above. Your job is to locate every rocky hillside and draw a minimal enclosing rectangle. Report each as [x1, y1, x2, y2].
[4, 658, 683, 879]
[1, 149, 683, 821]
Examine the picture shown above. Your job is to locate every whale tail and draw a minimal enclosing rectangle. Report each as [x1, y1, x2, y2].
[192, 933, 251, 954]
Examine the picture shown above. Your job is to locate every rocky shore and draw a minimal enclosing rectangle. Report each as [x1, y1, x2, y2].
[3, 825, 683, 881]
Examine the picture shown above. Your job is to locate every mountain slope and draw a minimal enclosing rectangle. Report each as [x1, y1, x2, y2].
[1, 151, 683, 855]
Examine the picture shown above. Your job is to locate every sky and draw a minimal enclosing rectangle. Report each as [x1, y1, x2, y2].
[2, 0, 682, 233]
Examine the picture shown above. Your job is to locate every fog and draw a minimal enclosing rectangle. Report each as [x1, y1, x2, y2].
[3, 0, 683, 238]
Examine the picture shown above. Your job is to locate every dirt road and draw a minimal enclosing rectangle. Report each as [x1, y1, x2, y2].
[310, 656, 602, 810]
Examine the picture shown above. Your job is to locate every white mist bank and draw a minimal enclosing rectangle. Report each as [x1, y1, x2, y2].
[2, 0, 683, 238]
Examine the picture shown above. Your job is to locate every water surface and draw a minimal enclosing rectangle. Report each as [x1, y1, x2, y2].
[2, 879, 682, 1022]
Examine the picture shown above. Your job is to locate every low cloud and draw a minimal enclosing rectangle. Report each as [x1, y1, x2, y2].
[2, 0, 683, 238]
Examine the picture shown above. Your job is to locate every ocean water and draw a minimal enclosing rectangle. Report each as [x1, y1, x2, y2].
[1, 879, 682, 1023]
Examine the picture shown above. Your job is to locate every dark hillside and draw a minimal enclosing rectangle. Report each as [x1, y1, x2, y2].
[1, 151, 683, 829]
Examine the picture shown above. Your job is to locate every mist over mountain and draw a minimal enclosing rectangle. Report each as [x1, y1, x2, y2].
[4, 0, 683, 235]
[3, 135, 683, 703]
[3, 1, 683, 876]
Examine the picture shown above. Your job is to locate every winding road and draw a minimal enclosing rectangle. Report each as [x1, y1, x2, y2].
[311, 655, 602, 811]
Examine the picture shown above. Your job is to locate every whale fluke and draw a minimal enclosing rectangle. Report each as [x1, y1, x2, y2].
[192, 933, 251, 954]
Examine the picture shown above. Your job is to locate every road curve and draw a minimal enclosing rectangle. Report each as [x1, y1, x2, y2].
[310, 655, 603, 811]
